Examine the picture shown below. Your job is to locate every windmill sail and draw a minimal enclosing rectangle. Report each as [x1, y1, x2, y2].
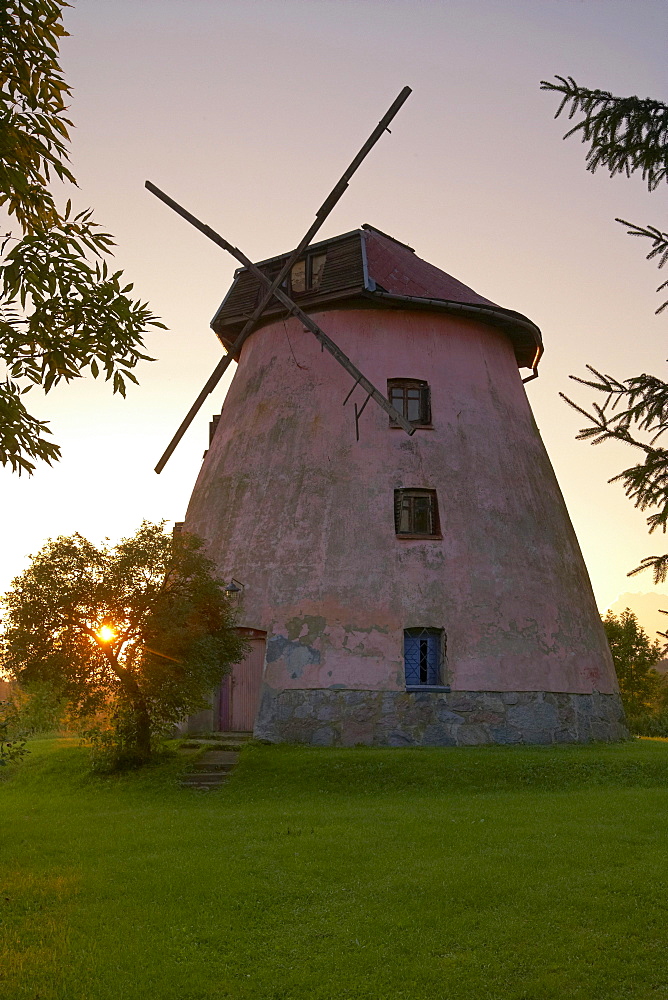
[147, 86, 412, 473]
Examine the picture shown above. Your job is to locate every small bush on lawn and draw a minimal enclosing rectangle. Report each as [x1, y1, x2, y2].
[626, 710, 668, 737]
[0, 700, 27, 766]
[80, 705, 178, 773]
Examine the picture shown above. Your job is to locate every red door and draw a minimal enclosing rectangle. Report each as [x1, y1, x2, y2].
[219, 629, 266, 732]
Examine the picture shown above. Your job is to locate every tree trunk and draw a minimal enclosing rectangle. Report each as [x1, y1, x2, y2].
[100, 646, 153, 763]
[133, 700, 152, 762]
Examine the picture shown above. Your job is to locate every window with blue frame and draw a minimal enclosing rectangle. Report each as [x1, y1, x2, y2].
[403, 628, 445, 687]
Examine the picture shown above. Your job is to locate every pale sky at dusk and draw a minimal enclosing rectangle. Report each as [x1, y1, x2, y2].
[1, 0, 667, 623]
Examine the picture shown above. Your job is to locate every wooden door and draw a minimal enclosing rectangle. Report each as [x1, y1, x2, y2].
[219, 629, 266, 732]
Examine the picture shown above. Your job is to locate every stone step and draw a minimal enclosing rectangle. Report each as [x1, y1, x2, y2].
[181, 781, 224, 790]
[180, 744, 243, 790]
[191, 764, 237, 775]
[184, 771, 231, 780]
[191, 765, 236, 775]
[180, 737, 251, 751]
[197, 750, 238, 764]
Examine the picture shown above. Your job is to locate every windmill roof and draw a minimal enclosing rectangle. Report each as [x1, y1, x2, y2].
[211, 225, 542, 370]
[361, 225, 496, 307]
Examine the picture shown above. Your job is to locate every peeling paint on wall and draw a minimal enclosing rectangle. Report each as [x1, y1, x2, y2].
[266, 634, 321, 680]
[182, 306, 620, 742]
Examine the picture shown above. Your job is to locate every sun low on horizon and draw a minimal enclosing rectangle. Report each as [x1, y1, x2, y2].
[96, 625, 117, 644]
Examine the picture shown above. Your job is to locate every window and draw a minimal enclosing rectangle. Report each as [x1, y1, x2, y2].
[387, 378, 431, 426]
[394, 489, 441, 537]
[290, 252, 327, 295]
[404, 628, 445, 687]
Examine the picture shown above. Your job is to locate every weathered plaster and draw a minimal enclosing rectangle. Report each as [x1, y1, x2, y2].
[182, 306, 621, 742]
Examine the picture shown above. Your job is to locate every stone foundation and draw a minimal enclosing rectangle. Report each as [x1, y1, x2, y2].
[254, 689, 628, 746]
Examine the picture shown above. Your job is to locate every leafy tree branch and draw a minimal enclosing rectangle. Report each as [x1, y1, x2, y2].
[1, 0, 164, 474]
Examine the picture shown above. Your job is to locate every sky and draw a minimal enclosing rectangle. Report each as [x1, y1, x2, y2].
[2, 0, 667, 628]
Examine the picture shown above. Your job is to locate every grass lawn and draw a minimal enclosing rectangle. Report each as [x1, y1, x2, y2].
[2, 738, 668, 1000]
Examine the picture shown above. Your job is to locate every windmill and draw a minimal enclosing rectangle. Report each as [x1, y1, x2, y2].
[148, 87, 415, 473]
[149, 89, 627, 746]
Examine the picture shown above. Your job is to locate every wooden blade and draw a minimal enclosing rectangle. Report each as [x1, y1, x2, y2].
[153, 349, 235, 474]
[148, 184, 415, 450]
[149, 85, 412, 473]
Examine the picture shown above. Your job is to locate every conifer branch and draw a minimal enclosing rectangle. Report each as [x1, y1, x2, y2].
[540, 76, 668, 191]
[616, 219, 668, 313]
[628, 554, 668, 585]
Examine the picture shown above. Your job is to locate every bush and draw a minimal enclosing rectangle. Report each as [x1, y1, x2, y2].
[0, 700, 28, 767]
[80, 704, 177, 773]
[8, 680, 68, 735]
[626, 711, 668, 738]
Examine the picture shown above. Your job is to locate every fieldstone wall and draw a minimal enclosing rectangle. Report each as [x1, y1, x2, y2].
[254, 688, 628, 746]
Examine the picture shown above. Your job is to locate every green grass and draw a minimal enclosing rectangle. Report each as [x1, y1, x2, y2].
[2, 739, 668, 1000]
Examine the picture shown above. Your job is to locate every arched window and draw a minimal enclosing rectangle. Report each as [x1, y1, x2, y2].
[387, 378, 431, 427]
[404, 628, 446, 688]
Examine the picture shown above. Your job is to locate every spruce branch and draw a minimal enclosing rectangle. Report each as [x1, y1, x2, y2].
[563, 368, 668, 575]
[616, 219, 668, 314]
[540, 76, 668, 191]
[628, 553, 668, 585]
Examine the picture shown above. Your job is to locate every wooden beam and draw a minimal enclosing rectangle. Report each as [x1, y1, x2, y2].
[147, 182, 415, 473]
[148, 86, 412, 473]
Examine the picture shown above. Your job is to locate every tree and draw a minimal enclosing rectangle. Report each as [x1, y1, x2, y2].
[602, 608, 665, 716]
[1, 1, 164, 475]
[541, 77, 668, 582]
[0, 522, 247, 767]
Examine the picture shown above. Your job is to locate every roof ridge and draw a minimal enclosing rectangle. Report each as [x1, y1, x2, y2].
[361, 223, 415, 253]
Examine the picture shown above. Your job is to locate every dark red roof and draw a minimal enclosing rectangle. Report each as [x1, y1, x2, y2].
[362, 225, 497, 308]
[211, 225, 542, 370]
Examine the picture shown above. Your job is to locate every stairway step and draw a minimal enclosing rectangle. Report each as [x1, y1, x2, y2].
[180, 738, 249, 751]
[191, 772, 234, 780]
[180, 743, 243, 789]
[181, 782, 225, 790]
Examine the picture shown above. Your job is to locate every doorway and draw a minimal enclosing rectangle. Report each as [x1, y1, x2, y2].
[218, 628, 266, 732]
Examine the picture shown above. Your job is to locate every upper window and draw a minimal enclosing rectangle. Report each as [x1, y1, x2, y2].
[394, 489, 441, 538]
[388, 378, 431, 427]
[404, 628, 445, 687]
[290, 253, 327, 295]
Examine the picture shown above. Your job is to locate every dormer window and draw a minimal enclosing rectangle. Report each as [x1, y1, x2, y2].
[290, 253, 327, 295]
[388, 378, 431, 426]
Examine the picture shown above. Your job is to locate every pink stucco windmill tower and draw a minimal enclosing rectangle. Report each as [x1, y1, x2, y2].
[148, 89, 626, 745]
